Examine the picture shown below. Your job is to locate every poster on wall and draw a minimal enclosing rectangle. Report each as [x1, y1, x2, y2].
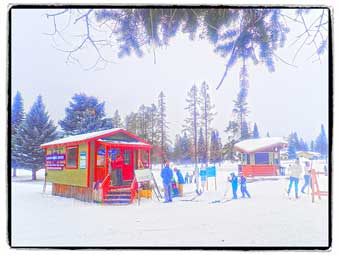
[79, 152, 87, 169]
[45, 154, 65, 170]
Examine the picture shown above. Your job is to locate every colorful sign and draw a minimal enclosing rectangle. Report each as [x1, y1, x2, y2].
[79, 152, 87, 169]
[206, 166, 216, 177]
[46, 153, 65, 170]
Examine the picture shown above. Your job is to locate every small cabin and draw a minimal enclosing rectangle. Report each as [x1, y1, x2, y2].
[41, 128, 152, 204]
[234, 137, 288, 177]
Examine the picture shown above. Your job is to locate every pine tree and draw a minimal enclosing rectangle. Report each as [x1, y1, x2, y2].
[253, 123, 260, 138]
[198, 127, 205, 164]
[112, 109, 123, 128]
[183, 84, 199, 171]
[180, 132, 192, 165]
[199, 81, 215, 165]
[158, 91, 170, 164]
[125, 112, 138, 134]
[59, 93, 110, 136]
[16, 95, 57, 180]
[310, 140, 315, 152]
[266, 132, 270, 137]
[210, 130, 222, 165]
[241, 121, 250, 140]
[11, 91, 25, 177]
[315, 124, 328, 158]
[287, 133, 297, 159]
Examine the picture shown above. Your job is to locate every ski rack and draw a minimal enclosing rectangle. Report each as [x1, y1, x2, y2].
[151, 171, 162, 201]
[310, 169, 328, 203]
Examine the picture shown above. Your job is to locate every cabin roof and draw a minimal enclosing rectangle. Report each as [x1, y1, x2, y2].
[41, 128, 151, 148]
[234, 137, 288, 153]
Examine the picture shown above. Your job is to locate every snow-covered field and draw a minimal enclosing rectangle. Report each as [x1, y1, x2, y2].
[11, 161, 329, 247]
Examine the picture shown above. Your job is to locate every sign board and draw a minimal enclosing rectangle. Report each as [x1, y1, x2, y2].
[134, 169, 153, 183]
[206, 166, 216, 177]
[46, 153, 65, 170]
[79, 152, 87, 169]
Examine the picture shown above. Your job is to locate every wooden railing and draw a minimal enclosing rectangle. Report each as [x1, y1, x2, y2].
[130, 177, 138, 203]
[101, 174, 111, 203]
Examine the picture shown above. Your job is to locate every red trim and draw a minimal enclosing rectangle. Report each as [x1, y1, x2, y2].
[41, 129, 153, 149]
[87, 142, 90, 188]
[65, 145, 79, 169]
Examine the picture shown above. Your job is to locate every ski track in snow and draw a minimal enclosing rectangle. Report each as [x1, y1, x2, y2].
[10, 162, 329, 247]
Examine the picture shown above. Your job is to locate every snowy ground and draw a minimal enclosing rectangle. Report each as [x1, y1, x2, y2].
[10, 161, 329, 247]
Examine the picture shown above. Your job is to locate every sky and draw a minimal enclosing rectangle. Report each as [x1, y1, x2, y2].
[11, 8, 329, 144]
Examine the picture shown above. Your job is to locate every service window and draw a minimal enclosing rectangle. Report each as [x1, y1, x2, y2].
[96, 146, 106, 167]
[254, 152, 269, 165]
[66, 146, 78, 168]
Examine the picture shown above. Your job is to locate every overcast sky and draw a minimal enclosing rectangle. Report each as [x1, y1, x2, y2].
[11, 8, 329, 144]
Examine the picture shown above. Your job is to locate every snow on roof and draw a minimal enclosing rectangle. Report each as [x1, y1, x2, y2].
[234, 137, 288, 153]
[41, 128, 123, 147]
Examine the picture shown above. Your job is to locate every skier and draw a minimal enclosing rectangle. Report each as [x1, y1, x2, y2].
[287, 158, 303, 199]
[240, 175, 251, 198]
[184, 172, 189, 184]
[301, 161, 311, 194]
[228, 172, 238, 199]
[174, 168, 185, 197]
[161, 161, 173, 203]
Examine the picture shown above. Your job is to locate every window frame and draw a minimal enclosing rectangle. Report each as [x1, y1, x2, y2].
[65, 145, 79, 169]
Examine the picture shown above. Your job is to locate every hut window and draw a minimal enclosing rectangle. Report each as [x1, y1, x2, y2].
[96, 146, 106, 167]
[123, 150, 131, 165]
[66, 146, 78, 168]
[254, 152, 269, 165]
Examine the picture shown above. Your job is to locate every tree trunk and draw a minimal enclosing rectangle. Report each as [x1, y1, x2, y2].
[32, 169, 37, 181]
[13, 168, 17, 177]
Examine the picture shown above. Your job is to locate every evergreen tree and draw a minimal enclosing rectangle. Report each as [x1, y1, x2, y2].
[266, 132, 270, 137]
[183, 84, 199, 171]
[253, 122, 260, 138]
[180, 132, 192, 164]
[315, 124, 328, 158]
[16, 95, 57, 180]
[241, 121, 250, 140]
[199, 81, 215, 165]
[125, 112, 138, 134]
[287, 133, 297, 159]
[310, 140, 315, 152]
[158, 91, 170, 164]
[198, 127, 205, 164]
[210, 130, 222, 165]
[112, 109, 123, 128]
[59, 93, 110, 136]
[11, 91, 25, 177]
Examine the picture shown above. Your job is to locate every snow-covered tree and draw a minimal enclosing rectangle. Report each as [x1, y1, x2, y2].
[16, 95, 57, 180]
[59, 93, 110, 136]
[287, 133, 298, 159]
[11, 91, 25, 177]
[253, 123, 260, 138]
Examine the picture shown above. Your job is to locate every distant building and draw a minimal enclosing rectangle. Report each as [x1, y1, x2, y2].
[234, 137, 288, 177]
[296, 151, 321, 160]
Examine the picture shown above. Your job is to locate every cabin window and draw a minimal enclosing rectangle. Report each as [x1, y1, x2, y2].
[66, 146, 78, 168]
[123, 150, 131, 165]
[96, 146, 106, 167]
[254, 152, 269, 165]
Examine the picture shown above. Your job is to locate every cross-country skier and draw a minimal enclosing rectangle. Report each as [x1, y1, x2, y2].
[228, 172, 238, 199]
[240, 175, 251, 198]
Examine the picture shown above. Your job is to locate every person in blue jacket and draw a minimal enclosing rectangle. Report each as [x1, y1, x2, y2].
[161, 161, 173, 203]
[174, 167, 185, 197]
[228, 173, 238, 199]
[240, 175, 251, 198]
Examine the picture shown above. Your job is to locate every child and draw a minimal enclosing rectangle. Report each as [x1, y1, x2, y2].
[240, 175, 251, 198]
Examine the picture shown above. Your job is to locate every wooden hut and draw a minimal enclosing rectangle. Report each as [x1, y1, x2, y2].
[234, 137, 288, 177]
[41, 128, 152, 205]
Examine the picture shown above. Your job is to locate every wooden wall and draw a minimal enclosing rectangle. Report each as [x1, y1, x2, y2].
[52, 183, 93, 202]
